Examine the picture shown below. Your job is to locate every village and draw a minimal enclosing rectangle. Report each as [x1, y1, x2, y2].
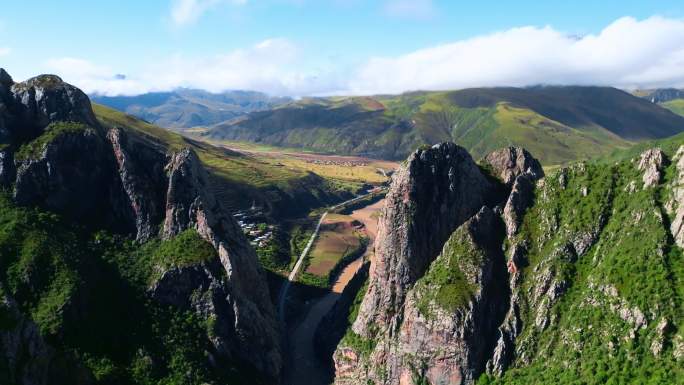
[233, 203, 275, 249]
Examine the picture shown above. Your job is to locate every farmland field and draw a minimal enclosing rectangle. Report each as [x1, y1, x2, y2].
[200, 138, 398, 185]
[305, 213, 365, 276]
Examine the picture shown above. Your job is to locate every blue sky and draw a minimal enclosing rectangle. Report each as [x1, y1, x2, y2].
[1, 0, 683, 95]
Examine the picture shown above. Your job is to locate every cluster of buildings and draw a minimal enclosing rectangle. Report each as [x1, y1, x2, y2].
[233, 204, 274, 248]
[305, 158, 369, 167]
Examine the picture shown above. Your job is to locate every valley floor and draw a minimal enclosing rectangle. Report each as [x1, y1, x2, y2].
[285, 199, 384, 385]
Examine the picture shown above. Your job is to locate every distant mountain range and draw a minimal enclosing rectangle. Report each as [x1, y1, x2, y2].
[636, 88, 684, 103]
[204, 86, 684, 164]
[634, 88, 684, 118]
[91, 89, 291, 129]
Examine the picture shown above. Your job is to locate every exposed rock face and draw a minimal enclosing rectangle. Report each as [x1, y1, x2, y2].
[391, 208, 508, 385]
[334, 142, 684, 383]
[667, 146, 684, 247]
[637, 148, 665, 188]
[333, 143, 683, 385]
[334, 143, 524, 385]
[502, 175, 535, 237]
[150, 255, 281, 379]
[0, 148, 15, 186]
[106, 127, 167, 240]
[1, 73, 98, 143]
[0, 68, 12, 86]
[352, 143, 494, 338]
[484, 146, 544, 186]
[12, 127, 118, 227]
[484, 147, 544, 237]
[335, 207, 509, 385]
[486, 243, 526, 375]
[0, 289, 56, 385]
[160, 149, 282, 378]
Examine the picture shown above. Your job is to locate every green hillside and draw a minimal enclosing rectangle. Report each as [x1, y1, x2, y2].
[205, 87, 684, 165]
[664, 99, 684, 117]
[93, 104, 356, 218]
[482, 154, 684, 384]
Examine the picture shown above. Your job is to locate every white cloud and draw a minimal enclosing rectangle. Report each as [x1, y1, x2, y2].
[45, 38, 345, 96]
[349, 16, 684, 94]
[0, 47, 10, 56]
[44, 16, 684, 97]
[170, 0, 247, 26]
[383, 0, 435, 20]
[44, 58, 151, 96]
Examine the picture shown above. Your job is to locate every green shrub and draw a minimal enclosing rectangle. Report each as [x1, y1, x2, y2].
[15, 121, 90, 160]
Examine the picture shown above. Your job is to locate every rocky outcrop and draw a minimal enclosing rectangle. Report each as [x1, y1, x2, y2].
[12, 126, 117, 226]
[352, 143, 495, 338]
[333, 140, 684, 383]
[1, 73, 98, 144]
[160, 149, 282, 378]
[502, 175, 535, 237]
[0, 68, 12, 86]
[484, 147, 544, 237]
[106, 128, 167, 240]
[334, 207, 509, 385]
[645, 88, 684, 104]
[667, 146, 684, 247]
[390, 208, 508, 385]
[0, 148, 14, 186]
[484, 146, 544, 186]
[637, 148, 665, 188]
[0, 289, 56, 385]
[334, 143, 531, 385]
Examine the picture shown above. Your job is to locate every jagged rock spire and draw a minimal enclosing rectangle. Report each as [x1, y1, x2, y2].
[0, 68, 13, 86]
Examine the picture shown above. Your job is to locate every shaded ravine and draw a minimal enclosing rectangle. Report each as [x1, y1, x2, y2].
[285, 199, 384, 385]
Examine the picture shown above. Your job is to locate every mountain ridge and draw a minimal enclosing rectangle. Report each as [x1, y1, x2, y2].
[330, 142, 684, 384]
[204, 86, 684, 164]
[92, 89, 291, 130]
[0, 69, 282, 383]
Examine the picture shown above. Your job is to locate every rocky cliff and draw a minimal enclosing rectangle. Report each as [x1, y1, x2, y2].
[332, 143, 683, 384]
[0, 69, 281, 384]
[351, 143, 495, 339]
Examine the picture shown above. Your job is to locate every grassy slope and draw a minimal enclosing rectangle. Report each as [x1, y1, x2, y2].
[663, 99, 684, 116]
[601, 132, 684, 165]
[411, 92, 634, 165]
[207, 87, 684, 166]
